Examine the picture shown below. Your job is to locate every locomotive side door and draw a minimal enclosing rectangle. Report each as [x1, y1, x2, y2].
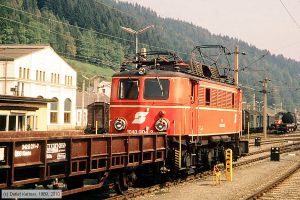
[190, 80, 198, 137]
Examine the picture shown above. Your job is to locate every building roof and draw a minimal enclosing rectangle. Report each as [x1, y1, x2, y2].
[0, 95, 54, 103]
[99, 81, 111, 87]
[76, 91, 110, 108]
[0, 95, 54, 111]
[0, 44, 51, 61]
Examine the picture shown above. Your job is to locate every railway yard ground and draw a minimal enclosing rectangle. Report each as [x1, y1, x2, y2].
[101, 132, 300, 200]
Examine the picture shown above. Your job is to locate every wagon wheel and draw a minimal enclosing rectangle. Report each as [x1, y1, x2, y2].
[114, 172, 129, 195]
[65, 176, 84, 190]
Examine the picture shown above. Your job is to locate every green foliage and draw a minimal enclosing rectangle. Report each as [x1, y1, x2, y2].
[65, 58, 114, 87]
[1, 0, 300, 111]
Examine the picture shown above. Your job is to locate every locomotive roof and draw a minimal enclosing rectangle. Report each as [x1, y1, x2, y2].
[117, 47, 237, 87]
[113, 69, 240, 89]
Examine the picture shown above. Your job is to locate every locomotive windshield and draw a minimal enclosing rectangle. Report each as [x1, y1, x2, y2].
[119, 79, 139, 100]
[144, 78, 170, 100]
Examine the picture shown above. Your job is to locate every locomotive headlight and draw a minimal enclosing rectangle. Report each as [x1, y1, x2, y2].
[138, 67, 146, 75]
[155, 118, 169, 132]
[114, 118, 126, 131]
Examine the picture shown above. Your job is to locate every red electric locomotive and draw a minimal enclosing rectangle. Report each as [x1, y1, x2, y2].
[110, 46, 248, 172]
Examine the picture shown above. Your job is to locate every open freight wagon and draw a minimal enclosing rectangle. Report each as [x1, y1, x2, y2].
[0, 132, 166, 196]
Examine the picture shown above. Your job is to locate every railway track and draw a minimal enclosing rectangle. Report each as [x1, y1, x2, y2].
[248, 135, 300, 147]
[242, 131, 300, 140]
[105, 140, 300, 200]
[245, 161, 300, 200]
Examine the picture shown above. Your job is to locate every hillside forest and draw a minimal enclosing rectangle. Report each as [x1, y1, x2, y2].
[1, 0, 300, 111]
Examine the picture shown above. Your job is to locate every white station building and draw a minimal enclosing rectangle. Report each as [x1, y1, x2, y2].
[0, 44, 77, 131]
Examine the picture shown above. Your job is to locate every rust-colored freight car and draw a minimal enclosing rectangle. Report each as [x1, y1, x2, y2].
[86, 102, 110, 134]
[0, 132, 166, 196]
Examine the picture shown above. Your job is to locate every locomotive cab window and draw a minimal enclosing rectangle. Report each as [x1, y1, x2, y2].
[119, 79, 139, 100]
[144, 78, 170, 100]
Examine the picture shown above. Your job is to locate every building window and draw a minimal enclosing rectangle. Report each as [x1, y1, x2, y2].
[9, 116, 16, 131]
[64, 98, 71, 123]
[77, 111, 81, 123]
[19, 67, 22, 78]
[39, 71, 42, 81]
[0, 115, 7, 131]
[50, 98, 58, 123]
[23, 68, 26, 79]
[27, 68, 30, 79]
[65, 76, 72, 86]
[36, 70, 39, 80]
[43, 72, 45, 82]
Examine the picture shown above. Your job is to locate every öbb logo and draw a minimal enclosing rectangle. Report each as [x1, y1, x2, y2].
[132, 112, 149, 124]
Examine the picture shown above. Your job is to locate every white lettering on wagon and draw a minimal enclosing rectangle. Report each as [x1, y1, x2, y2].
[21, 143, 39, 150]
[14, 143, 40, 158]
[46, 142, 66, 160]
[15, 150, 31, 157]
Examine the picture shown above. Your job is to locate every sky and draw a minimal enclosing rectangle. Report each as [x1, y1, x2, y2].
[118, 0, 300, 61]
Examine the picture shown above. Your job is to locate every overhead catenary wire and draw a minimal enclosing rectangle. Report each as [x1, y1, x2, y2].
[239, 51, 269, 71]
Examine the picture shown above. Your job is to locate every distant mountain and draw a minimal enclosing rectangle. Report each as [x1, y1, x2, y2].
[1, 0, 300, 111]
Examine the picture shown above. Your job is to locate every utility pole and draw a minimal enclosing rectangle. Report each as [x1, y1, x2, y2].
[234, 46, 239, 86]
[252, 93, 256, 111]
[81, 80, 85, 129]
[263, 78, 269, 138]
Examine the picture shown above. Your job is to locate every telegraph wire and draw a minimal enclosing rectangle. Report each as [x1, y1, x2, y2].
[93, 0, 139, 19]
[0, 16, 109, 54]
[279, 0, 300, 29]
[0, 3, 133, 43]
[239, 51, 269, 71]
